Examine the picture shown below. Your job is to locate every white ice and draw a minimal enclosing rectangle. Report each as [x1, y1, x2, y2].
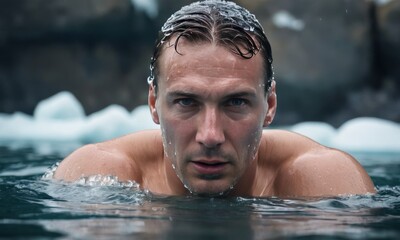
[0, 91, 399, 153]
[373, 0, 393, 6]
[0, 91, 158, 143]
[34, 91, 85, 121]
[290, 122, 336, 146]
[331, 117, 400, 153]
[130, 0, 158, 18]
[290, 118, 400, 153]
[272, 10, 305, 31]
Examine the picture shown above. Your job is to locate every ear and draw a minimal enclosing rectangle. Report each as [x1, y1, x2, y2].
[263, 80, 277, 127]
[148, 84, 160, 124]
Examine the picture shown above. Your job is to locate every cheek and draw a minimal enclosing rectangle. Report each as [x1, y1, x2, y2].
[236, 123, 263, 160]
[159, 116, 192, 159]
[158, 112, 175, 158]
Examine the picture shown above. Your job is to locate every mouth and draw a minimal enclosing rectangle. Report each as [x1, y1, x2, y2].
[190, 160, 229, 176]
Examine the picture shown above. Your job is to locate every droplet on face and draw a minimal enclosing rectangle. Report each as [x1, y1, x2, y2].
[183, 184, 193, 194]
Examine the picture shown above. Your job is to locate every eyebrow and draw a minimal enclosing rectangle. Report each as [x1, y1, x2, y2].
[223, 91, 257, 99]
[166, 90, 258, 101]
[166, 91, 199, 102]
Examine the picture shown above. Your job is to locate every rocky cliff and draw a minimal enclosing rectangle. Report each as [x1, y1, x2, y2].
[1, 0, 399, 126]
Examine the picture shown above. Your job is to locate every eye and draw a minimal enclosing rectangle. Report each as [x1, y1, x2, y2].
[176, 98, 195, 107]
[227, 98, 247, 107]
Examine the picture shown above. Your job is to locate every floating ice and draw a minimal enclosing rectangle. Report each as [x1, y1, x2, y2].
[373, 0, 393, 6]
[0, 92, 158, 143]
[34, 91, 85, 121]
[131, 105, 159, 131]
[130, 0, 158, 18]
[0, 111, 84, 141]
[290, 117, 400, 153]
[81, 105, 136, 143]
[272, 11, 305, 31]
[331, 117, 400, 153]
[290, 122, 336, 146]
[1, 92, 399, 153]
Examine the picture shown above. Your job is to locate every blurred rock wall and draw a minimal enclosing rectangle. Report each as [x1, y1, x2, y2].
[0, 0, 399, 126]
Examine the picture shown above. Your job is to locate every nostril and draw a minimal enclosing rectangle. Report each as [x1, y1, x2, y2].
[196, 132, 225, 148]
[195, 108, 225, 146]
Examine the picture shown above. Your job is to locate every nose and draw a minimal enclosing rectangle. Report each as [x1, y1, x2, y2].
[195, 106, 225, 148]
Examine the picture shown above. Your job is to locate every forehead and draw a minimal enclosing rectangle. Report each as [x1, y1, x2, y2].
[157, 40, 265, 85]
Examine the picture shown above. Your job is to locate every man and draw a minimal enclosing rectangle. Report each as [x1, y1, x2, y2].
[54, 0, 375, 198]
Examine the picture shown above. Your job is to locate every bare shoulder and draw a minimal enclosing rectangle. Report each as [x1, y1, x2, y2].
[53, 130, 163, 182]
[261, 130, 376, 197]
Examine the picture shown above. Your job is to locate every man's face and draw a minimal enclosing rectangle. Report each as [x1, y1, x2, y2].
[149, 40, 273, 196]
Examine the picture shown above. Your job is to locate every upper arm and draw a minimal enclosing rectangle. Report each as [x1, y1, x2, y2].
[53, 143, 140, 182]
[274, 148, 376, 198]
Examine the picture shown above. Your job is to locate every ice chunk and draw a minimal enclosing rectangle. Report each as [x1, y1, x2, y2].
[374, 0, 393, 6]
[0, 112, 34, 140]
[131, 105, 159, 131]
[2, 91, 399, 154]
[272, 11, 305, 31]
[290, 122, 336, 146]
[81, 105, 137, 143]
[34, 91, 85, 121]
[0, 111, 84, 142]
[130, 0, 158, 18]
[0, 93, 159, 143]
[331, 117, 400, 153]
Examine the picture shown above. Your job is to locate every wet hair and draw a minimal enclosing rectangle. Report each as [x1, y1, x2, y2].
[147, 0, 273, 93]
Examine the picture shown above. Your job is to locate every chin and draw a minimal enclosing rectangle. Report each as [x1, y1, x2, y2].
[192, 189, 232, 198]
[187, 180, 235, 197]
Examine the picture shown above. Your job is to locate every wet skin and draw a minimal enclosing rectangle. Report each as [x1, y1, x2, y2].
[148, 41, 275, 196]
[54, 41, 376, 198]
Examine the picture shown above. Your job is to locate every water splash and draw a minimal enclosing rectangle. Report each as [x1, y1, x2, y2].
[42, 162, 60, 180]
[76, 174, 140, 188]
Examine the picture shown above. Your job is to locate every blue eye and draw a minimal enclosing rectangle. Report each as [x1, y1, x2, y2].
[228, 98, 246, 106]
[178, 98, 194, 107]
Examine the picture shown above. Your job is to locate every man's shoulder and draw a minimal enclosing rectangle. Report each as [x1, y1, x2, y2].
[53, 129, 164, 182]
[260, 129, 322, 165]
[260, 129, 375, 197]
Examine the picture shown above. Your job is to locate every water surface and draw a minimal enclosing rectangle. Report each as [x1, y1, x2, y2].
[0, 142, 399, 239]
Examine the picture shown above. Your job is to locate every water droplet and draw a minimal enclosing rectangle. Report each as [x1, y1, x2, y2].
[244, 26, 255, 32]
[183, 184, 193, 194]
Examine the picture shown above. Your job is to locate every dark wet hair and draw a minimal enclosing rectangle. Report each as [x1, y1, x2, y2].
[148, 0, 273, 93]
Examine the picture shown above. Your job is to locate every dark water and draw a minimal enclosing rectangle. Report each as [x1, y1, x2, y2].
[0, 142, 399, 239]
